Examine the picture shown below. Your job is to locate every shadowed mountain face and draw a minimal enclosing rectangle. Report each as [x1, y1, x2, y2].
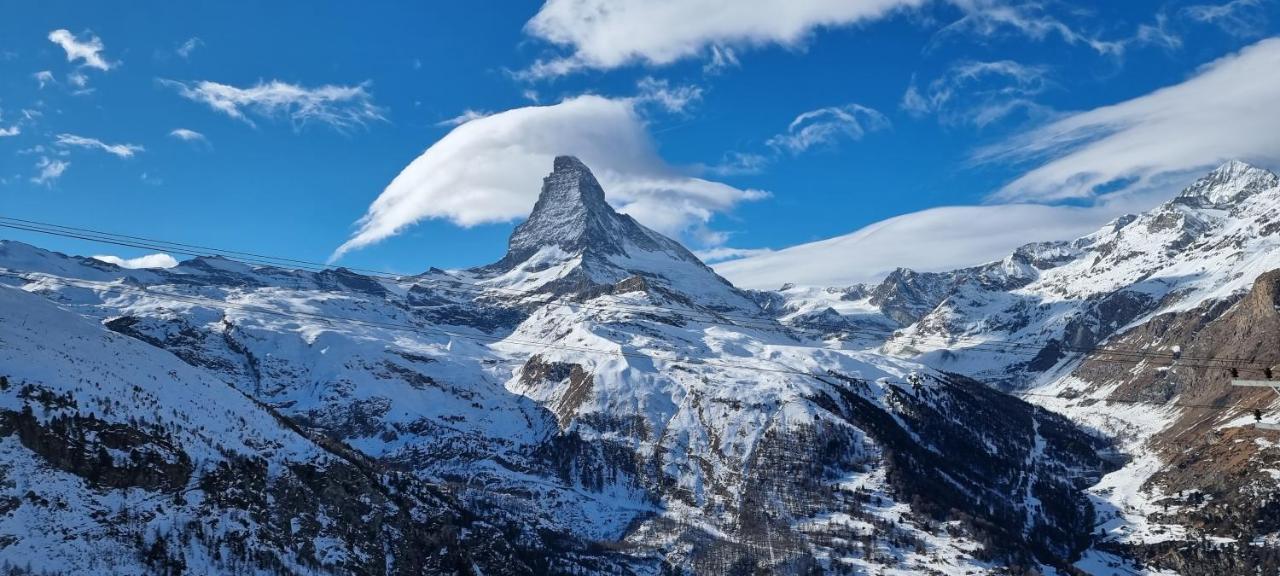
[493, 156, 698, 268]
[0, 157, 1113, 574]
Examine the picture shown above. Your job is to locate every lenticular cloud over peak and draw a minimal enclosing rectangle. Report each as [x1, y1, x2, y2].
[330, 95, 765, 261]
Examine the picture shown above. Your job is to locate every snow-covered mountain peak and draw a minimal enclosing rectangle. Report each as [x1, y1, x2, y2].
[473, 156, 759, 311]
[495, 155, 660, 269]
[1174, 159, 1278, 208]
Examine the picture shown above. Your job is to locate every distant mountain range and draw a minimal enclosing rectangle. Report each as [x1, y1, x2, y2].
[1, 157, 1277, 574]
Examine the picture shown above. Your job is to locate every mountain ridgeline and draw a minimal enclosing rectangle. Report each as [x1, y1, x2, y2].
[0, 156, 1275, 574]
[768, 159, 1280, 573]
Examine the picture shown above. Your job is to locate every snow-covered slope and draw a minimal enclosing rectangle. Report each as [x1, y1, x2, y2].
[0, 157, 1114, 574]
[758, 160, 1280, 573]
[0, 284, 580, 575]
[782, 161, 1280, 389]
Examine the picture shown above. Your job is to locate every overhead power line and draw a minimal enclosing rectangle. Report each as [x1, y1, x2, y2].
[3, 270, 1274, 416]
[0, 215, 1271, 371]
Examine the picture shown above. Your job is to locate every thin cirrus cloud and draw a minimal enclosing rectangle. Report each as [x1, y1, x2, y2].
[159, 79, 384, 131]
[707, 103, 887, 175]
[934, 0, 1125, 56]
[33, 70, 54, 89]
[168, 128, 209, 145]
[47, 29, 114, 71]
[31, 157, 70, 186]
[766, 104, 889, 154]
[176, 37, 203, 59]
[330, 94, 767, 261]
[980, 36, 1280, 203]
[1183, 0, 1272, 38]
[54, 133, 143, 158]
[92, 253, 179, 269]
[522, 0, 929, 77]
[901, 60, 1051, 127]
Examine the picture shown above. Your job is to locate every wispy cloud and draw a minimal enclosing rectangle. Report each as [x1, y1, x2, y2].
[980, 37, 1280, 202]
[92, 253, 179, 269]
[176, 37, 203, 59]
[695, 246, 774, 264]
[55, 133, 144, 158]
[168, 128, 209, 144]
[902, 60, 1051, 127]
[331, 95, 766, 261]
[634, 77, 704, 114]
[937, 0, 1125, 56]
[47, 29, 114, 71]
[1134, 13, 1182, 52]
[767, 104, 889, 154]
[1183, 0, 1272, 38]
[436, 109, 490, 127]
[33, 70, 54, 89]
[160, 79, 385, 131]
[0, 126, 18, 138]
[31, 157, 69, 185]
[706, 151, 771, 176]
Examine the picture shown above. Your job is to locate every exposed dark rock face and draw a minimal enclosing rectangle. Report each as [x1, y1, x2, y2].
[1066, 269, 1280, 573]
[486, 156, 706, 276]
[869, 268, 956, 326]
[0, 402, 192, 493]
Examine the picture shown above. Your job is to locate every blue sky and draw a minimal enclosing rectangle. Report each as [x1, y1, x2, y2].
[2, 1, 1278, 286]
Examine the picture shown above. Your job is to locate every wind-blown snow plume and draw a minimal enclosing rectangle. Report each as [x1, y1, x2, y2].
[330, 95, 765, 261]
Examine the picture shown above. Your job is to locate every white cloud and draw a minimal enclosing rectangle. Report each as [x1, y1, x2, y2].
[331, 95, 766, 261]
[176, 37, 203, 59]
[47, 29, 114, 71]
[696, 246, 774, 263]
[437, 109, 490, 127]
[1183, 0, 1272, 38]
[0, 126, 18, 137]
[713, 202, 1134, 289]
[1134, 13, 1182, 52]
[937, 0, 1125, 56]
[161, 79, 384, 131]
[634, 77, 704, 113]
[706, 151, 771, 176]
[902, 60, 1051, 127]
[31, 157, 69, 185]
[92, 253, 179, 269]
[54, 133, 144, 158]
[981, 37, 1280, 202]
[704, 45, 741, 74]
[33, 70, 54, 89]
[168, 128, 209, 145]
[766, 103, 888, 154]
[67, 71, 89, 88]
[523, 0, 927, 77]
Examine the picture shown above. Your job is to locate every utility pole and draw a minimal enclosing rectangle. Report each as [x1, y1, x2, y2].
[1232, 366, 1280, 430]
